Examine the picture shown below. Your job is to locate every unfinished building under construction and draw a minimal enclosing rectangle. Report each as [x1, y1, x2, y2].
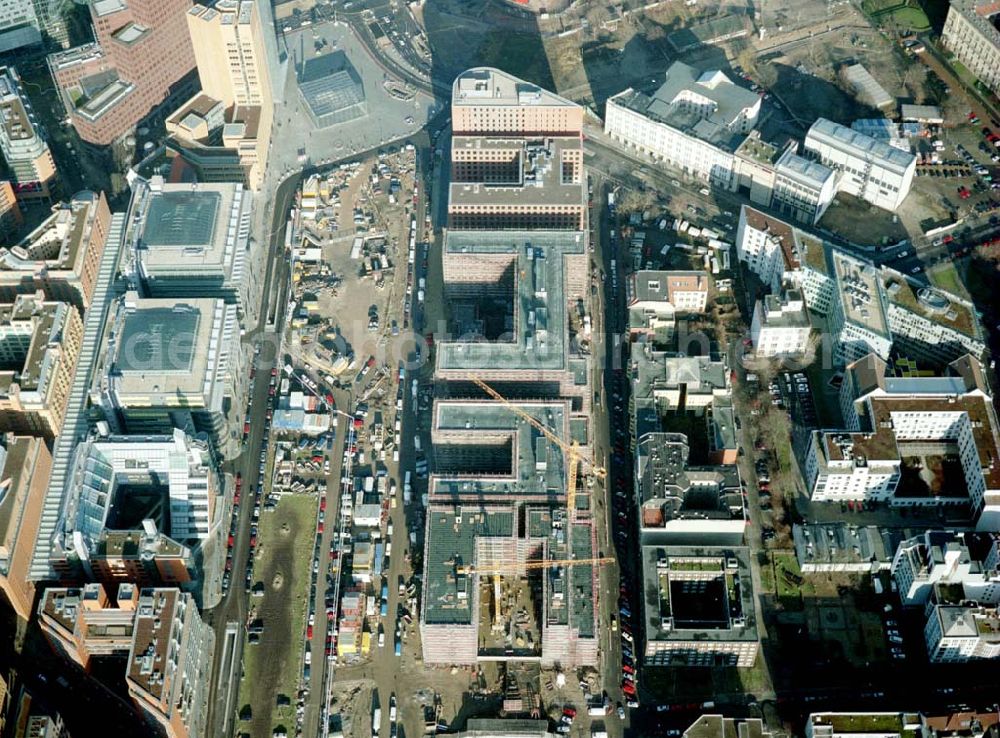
[420, 68, 602, 667]
[420, 503, 599, 666]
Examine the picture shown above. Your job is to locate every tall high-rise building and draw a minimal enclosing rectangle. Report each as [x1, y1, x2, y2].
[165, 0, 274, 190]
[47, 0, 196, 145]
[0, 66, 57, 201]
[0, 434, 52, 622]
[0, 0, 42, 55]
[0, 181, 21, 235]
[187, 1, 272, 108]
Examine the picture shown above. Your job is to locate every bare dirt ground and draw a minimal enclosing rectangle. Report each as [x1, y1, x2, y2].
[238, 496, 316, 738]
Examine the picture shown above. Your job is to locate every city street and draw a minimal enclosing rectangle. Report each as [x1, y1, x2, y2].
[203, 171, 301, 738]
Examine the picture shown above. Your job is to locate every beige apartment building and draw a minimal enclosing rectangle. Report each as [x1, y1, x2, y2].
[38, 583, 140, 669]
[187, 1, 271, 107]
[0, 435, 51, 622]
[0, 292, 83, 439]
[943, 0, 1000, 96]
[452, 67, 583, 137]
[166, 0, 274, 190]
[0, 191, 111, 310]
[39, 584, 211, 738]
[0, 181, 20, 234]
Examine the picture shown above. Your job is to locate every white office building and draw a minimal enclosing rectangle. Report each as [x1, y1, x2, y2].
[605, 62, 760, 187]
[731, 133, 837, 226]
[891, 531, 1000, 607]
[881, 271, 987, 366]
[750, 288, 812, 358]
[803, 118, 916, 212]
[805, 353, 1000, 529]
[770, 146, 837, 225]
[627, 270, 711, 340]
[735, 206, 835, 313]
[829, 249, 893, 364]
[925, 601, 1000, 663]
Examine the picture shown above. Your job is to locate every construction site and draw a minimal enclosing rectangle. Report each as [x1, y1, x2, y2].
[417, 67, 609, 675]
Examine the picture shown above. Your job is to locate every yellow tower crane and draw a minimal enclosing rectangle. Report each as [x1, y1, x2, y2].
[467, 375, 606, 521]
[455, 556, 616, 631]
[456, 556, 616, 577]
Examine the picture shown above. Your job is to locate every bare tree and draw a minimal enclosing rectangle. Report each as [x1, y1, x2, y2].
[586, 4, 611, 32]
[616, 188, 657, 217]
[904, 65, 928, 104]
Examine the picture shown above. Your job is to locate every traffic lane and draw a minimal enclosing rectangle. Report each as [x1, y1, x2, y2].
[592, 176, 637, 724]
[204, 174, 298, 735]
[307, 389, 354, 737]
[583, 133, 722, 213]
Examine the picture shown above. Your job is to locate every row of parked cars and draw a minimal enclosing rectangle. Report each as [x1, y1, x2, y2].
[607, 363, 640, 711]
[223, 362, 284, 593]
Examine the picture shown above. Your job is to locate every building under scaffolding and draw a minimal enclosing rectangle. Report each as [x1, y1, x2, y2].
[419, 503, 598, 667]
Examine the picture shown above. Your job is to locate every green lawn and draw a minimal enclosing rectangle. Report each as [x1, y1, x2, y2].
[928, 261, 967, 298]
[772, 552, 813, 599]
[886, 5, 930, 31]
[950, 59, 982, 91]
[862, 0, 930, 30]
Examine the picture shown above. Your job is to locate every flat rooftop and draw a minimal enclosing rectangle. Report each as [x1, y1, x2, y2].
[423, 503, 596, 645]
[128, 589, 179, 702]
[735, 134, 780, 166]
[448, 137, 585, 209]
[0, 437, 36, 556]
[807, 118, 916, 174]
[142, 191, 220, 246]
[0, 294, 72, 394]
[1, 192, 105, 278]
[631, 346, 729, 409]
[636, 433, 743, 528]
[130, 179, 247, 283]
[102, 295, 229, 405]
[776, 147, 836, 190]
[831, 250, 890, 338]
[641, 545, 757, 644]
[816, 391, 1000, 491]
[0, 68, 38, 143]
[77, 79, 134, 122]
[758, 292, 810, 329]
[438, 230, 584, 373]
[881, 271, 981, 340]
[740, 206, 803, 273]
[807, 713, 919, 736]
[792, 522, 909, 570]
[430, 399, 569, 501]
[453, 67, 576, 109]
[424, 505, 515, 625]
